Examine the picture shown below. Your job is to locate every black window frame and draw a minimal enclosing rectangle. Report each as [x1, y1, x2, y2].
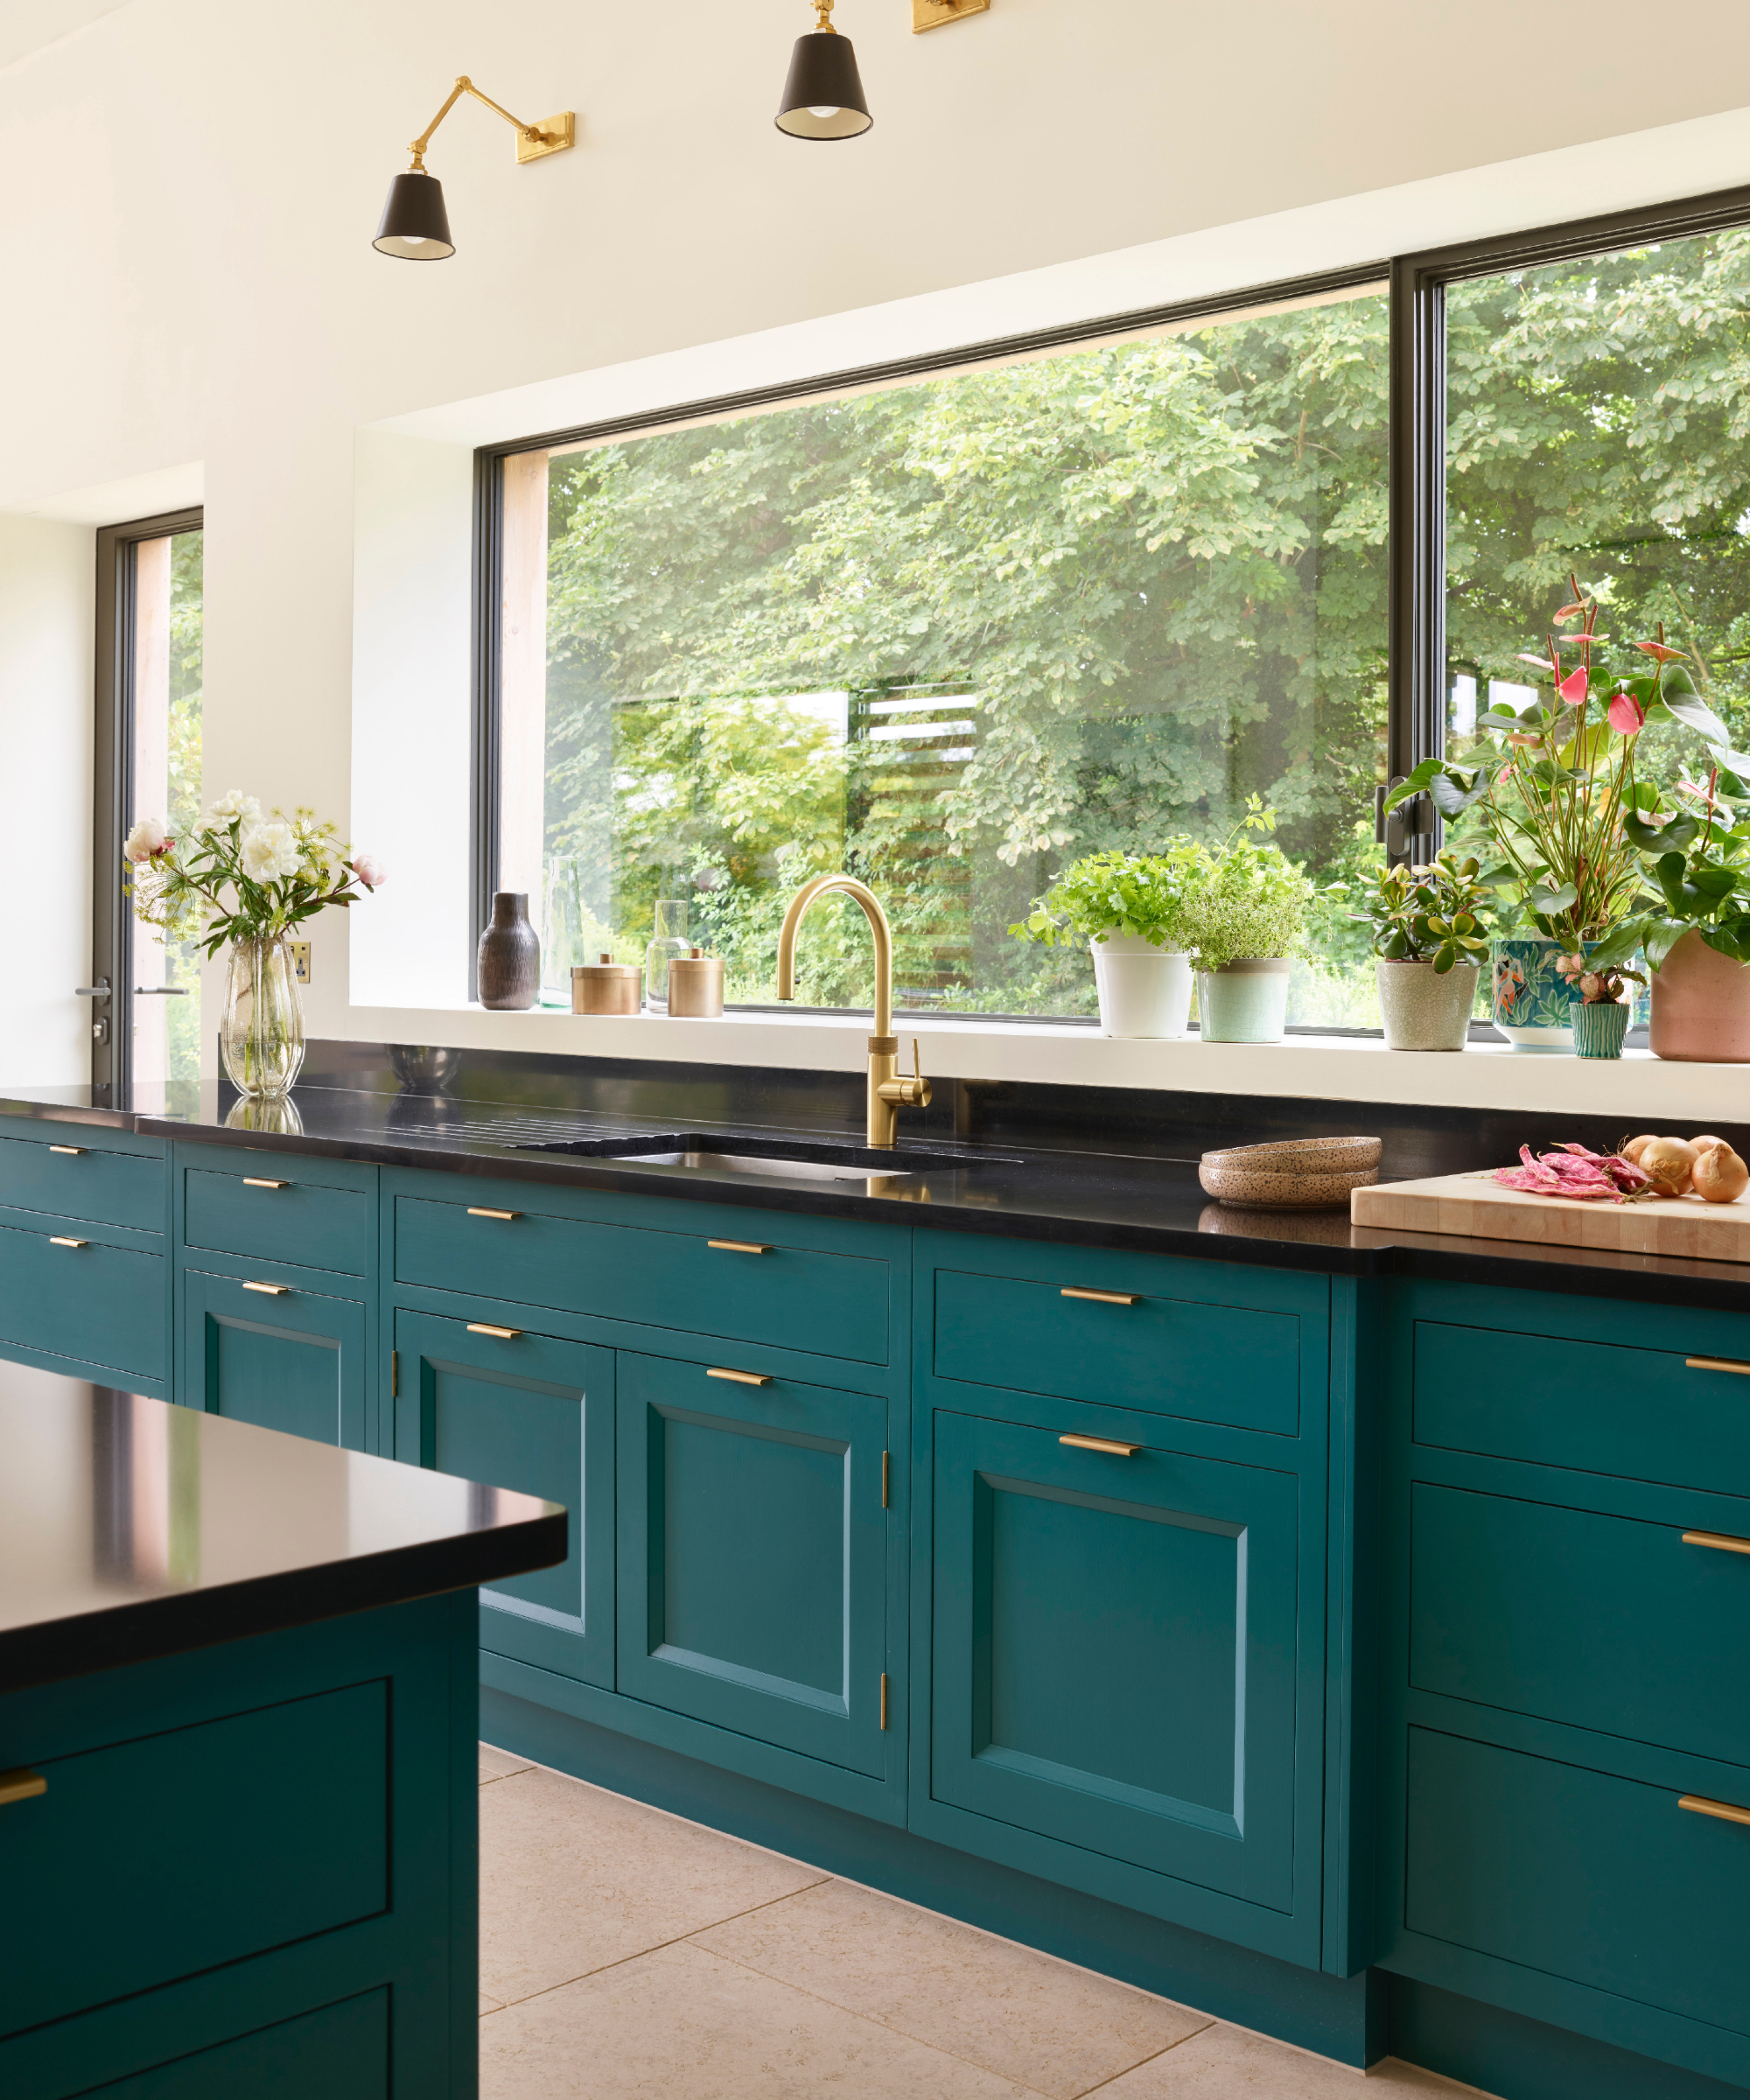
[471, 182, 1750, 1023]
[92, 505, 203, 1097]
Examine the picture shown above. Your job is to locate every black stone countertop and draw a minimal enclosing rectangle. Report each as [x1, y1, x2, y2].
[4, 1068, 1749, 1316]
[0, 1358, 567, 1693]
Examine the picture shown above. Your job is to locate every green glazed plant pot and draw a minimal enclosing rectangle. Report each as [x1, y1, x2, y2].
[1376, 958, 1478, 1051]
[1572, 1000, 1630, 1060]
[1198, 959, 1291, 1044]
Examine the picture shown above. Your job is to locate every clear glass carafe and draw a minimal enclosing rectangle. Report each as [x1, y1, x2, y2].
[644, 900, 691, 1013]
[220, 934, 305, 1098]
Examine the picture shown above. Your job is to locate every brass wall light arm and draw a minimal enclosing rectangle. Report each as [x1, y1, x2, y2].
[404, 74, 575, 172]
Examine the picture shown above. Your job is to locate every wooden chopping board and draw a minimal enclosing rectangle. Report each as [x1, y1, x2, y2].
[1351, 1172, 1750, 1264]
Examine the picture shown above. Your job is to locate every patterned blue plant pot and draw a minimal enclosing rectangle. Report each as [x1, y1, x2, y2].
[1572, 1000, 1630, 1060]
[1491, 937, 1645, 1052]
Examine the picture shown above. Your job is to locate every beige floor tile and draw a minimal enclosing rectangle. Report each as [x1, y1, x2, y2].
[695, 1877, 1209, 2097]
[1098, 2026, 1493, 2096]
[480, 1992, 504, 2015]
[480, 1741, 535, 1783]
[480, 1939, 1047, 2099]
[480, 1766, 829, 2005]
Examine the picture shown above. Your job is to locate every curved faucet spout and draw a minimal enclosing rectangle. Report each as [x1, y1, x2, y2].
[775, 873, 893, 1040]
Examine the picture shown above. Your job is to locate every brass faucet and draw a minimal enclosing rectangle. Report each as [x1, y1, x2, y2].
[775, 874, 932, 1148]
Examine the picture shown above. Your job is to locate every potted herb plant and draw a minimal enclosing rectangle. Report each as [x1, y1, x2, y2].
[1555, 954, 1645, 1060]
[1013, 845, 1205, 1038]
[1349, 853, 1489, 1050]
[1179, 804, 1313, 1044]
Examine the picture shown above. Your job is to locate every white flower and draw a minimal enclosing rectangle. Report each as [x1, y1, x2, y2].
[122, 817, 169, 864]
[239, 820, 300, 884]
[351, 852, 387, 889]
[204, 789, 261, 826]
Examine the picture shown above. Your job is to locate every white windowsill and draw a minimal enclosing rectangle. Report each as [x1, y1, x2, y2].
[336, 1001, 1748, 1124]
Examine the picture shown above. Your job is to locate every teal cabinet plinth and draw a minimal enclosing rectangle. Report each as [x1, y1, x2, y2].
[181, 1268, 368, 1447]
[395, 1310, 615, 1690]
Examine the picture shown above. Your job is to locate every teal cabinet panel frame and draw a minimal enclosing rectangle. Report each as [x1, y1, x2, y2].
[0, 1591, 477, 2100]
[394, 1310, 615, 1690]
[177, 1141, 378, 1283]
[615, 1349, 892, 1779]
[181, 1269, 369, 1449]
[0, 1214, 166, 1386]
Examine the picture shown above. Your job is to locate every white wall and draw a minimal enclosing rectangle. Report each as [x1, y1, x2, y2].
[4, 0, 1750, 1078]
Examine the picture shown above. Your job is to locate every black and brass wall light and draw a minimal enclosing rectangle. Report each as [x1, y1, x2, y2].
[776, 1, 990, 141]
[373, 76, 575, 260]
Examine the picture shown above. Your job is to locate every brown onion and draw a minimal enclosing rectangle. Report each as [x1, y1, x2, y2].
[1691, 1134, 1729, 1157]
[1620, 1135, 1659, 1166]
[1694, 1145, 1750, 1204]
[1639, 1136, 1698, 1197]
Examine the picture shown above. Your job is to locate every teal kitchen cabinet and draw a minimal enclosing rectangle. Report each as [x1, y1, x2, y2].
[615, 1348, 892, 1780]
[178, 1144, 375, 1283]
[393, 1310, 614, 1690]
[181, 1270, 368, 1448]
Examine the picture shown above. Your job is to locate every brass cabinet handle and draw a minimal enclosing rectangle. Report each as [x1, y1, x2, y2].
[48, 1144, 84, 1156]
[1684, 1530, 1750, 1558]
[242, 1177, 288, 1189]
[709, 1240, 772, 1255]
[1681, 1794, 1750, 1828]
[47, 1236, 88, 1250]
[468, 1207, 521, 1221]
[707, 1367, 773, 1387]
[1685, 1356, 1750, 1376]
[467, 1322, 522, 1340]
[0, 1769, 46, 1808]
[242, 1280, 289, 1296]
[1061, 1287, 1140, 1306]
[1060, 1432, 1143, 1456]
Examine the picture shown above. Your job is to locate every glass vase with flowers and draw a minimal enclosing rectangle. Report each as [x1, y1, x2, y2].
[125, 790, 385, 1098]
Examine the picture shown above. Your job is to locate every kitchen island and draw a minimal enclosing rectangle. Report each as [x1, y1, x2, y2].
[0, 1355, 564, 2100]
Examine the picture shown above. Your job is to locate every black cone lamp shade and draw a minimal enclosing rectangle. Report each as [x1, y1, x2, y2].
[373, 170, 455, 259]
[776, 32, 872, 138]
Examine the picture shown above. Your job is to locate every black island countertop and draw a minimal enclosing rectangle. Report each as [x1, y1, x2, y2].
[4, 1046, 1750, 1314]
[0, 1359, 567, 1693]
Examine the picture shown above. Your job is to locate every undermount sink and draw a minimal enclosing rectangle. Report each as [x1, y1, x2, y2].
[514, 1132, 1006, 1182]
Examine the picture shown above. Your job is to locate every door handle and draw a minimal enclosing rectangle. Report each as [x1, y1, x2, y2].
[47, 1236, 88, 1250]
[242, 1178, 289, 1189]
[467, 1208, 521, 1222]
[48, 1145, 85, 1156]
[1060, 1432, 1142, 1456]
[0, 1769, 46, 1808]
[73, 984, 111, 1000]
[1060, 1287, 1139, 1306]
[132, 987, 190, 996]
[1685, 1356, 1750, 1376]
[1680, 1794, 1750, 1828]
[466, 1323, 522, 1340]
[707, 1367, 772, 1387]
[708, 1240, 771, 1255]
[1684, 1530, 1750, 1557]
[242, 1281, 289, 1296]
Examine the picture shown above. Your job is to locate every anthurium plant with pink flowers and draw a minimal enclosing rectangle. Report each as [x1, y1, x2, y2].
[1385, 578, 1730, 952]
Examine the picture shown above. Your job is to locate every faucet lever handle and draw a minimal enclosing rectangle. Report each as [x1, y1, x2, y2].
[912, 1038, 923, 1084]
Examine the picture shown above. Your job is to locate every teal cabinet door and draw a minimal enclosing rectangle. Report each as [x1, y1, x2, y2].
[78, 1992, 388, 2098]
[931, 1409, 1300, 1911]
[616, 1351, 889, 1775]
[394, 1311, 612, 1689]
[0, 1221, 165, 1384]
[181, 1270, 367, 1447]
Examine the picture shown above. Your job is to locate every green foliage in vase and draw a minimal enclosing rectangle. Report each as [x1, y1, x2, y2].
[1011, 844, 1208, 949]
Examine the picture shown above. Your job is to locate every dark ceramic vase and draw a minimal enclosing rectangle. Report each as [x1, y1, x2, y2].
[478, 892, 541, 1011]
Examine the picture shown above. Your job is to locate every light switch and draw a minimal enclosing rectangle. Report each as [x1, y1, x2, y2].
[290, 942, 312, 985]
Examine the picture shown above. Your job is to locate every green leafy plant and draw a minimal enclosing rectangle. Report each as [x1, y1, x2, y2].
[1178, 802, 1313, 970]
[1587, 759, 1750, 972]
[1012, 844, 1208, 950]
[1348, 852, 1492, 971]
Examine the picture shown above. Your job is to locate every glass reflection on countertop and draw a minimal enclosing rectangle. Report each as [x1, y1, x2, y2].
[91, 1387, 201, 1592]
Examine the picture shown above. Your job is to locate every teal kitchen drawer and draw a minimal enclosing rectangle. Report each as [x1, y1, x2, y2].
[394, 1310, 612, 1689]
[1411, 1482, 1750, 1766]
[934, 1264, 1301, 1435]
[182, 1269, 368, 1447]
[1405, 1726, 1750, 2040]
[179, 1146, 375, 1280]
[1413, 1317, 1750, 1497]
[930, 1406, 1302, 1913]
[616, 1348, 889, 1775]
[0, 1681, 388, 2039]
[0, 1219, 165, 1382]
[0, 1130, 164, 1236]
[394, 1192, 889, 1365]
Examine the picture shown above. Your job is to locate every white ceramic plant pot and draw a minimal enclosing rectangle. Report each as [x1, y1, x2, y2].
[1090, 934, 1194, 1039]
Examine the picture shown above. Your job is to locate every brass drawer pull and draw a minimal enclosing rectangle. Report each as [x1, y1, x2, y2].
[0, 1768, 46, 1808]
[468, 1207, 522, 1221]
[1061, 1287, 1139, 1306]
[242, 1177, 289, 1189]
[709, 1239, 772, 1255]
[1060, 1432, 1143, 1457]
[1681, 1794, 1750, 1828]
[48, 1144, 84, 1156]
[707, 1367, 773, 1387]
[1684, 1530, 1750, 1558]
[1685, 1356, 1750, 1376]
[242, 1280, 289, 1296]
[467, 1322, 522, 1340]
[47, 1236, 88, 1250]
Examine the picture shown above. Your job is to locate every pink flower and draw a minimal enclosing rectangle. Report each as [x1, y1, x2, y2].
[351, 853, 387, 889]
[1607, 690, 1647, 735]
[1554, 952, 1586, 984]
[1557, 665, 1589, 708]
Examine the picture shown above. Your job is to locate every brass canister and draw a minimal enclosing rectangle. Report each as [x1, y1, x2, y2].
[571, 955, 640, 1016]
[667, 949, 725, 1018]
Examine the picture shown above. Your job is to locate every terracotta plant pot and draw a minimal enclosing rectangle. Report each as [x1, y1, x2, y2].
[1376, 959, 1478, 1052]
[1649, 929, 1750, 1063]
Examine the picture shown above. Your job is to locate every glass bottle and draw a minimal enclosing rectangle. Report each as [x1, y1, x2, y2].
[644, 900, 691, 1013]
[220, 934, 305, 1099]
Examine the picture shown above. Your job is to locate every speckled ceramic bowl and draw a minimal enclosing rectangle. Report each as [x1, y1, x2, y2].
[1198, 1136, 1382, 1210]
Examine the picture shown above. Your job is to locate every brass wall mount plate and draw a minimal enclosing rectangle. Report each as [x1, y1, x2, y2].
[913, 0, 990, 29]
[516, 112, 576, 163]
